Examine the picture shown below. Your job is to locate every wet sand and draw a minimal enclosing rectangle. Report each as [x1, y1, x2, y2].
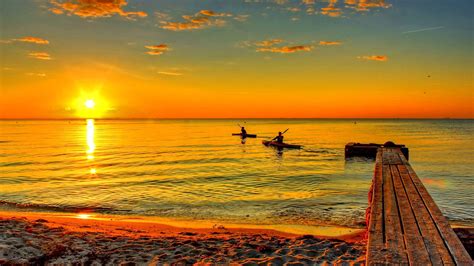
[0, 211, 367, 265]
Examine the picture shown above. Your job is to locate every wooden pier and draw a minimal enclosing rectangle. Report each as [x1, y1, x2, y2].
[364, 144, 471, 265]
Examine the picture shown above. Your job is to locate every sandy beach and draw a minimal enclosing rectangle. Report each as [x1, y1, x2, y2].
[0, 211, 367, 265]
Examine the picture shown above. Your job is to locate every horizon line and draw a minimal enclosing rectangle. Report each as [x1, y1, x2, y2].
[0, 117, 472, 120]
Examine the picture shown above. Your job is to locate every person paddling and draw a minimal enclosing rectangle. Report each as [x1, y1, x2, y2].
[272, 131, 284, 144]
[241, 127, 247, 138]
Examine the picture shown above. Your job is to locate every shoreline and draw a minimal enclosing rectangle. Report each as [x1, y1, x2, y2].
[0, 209, 365, 238]
[0, 210, 367, 264]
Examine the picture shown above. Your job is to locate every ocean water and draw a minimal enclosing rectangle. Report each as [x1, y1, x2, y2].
[0, 119, 473, 230]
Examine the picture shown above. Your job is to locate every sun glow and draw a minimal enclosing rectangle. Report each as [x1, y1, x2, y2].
[85, 99, 95, 109]
[71, 90, 112, 118]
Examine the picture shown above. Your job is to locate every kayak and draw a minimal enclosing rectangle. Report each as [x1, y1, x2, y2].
[262, 140, 302, 149]
[232, 133, 257, 138]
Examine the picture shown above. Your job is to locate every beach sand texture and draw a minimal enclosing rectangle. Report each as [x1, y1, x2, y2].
[0, 212, 366, 265]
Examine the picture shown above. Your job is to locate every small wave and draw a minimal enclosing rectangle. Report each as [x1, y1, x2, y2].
[0, 200, 128, 214]
[0, 161, 34, 167]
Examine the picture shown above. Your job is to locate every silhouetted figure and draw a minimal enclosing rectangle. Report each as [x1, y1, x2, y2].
[272, 132, 284, 144]
[241, 127, 247, 138]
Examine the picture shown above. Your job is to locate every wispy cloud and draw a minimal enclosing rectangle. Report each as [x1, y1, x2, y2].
[48, 0, 147, 19]
[145, 44, 170, 55]
[321, 0, 342, 17]
[255, 39, 284, 47]
[233, 14, 250, 22]
[319, 41, 342, 46]
[26, 72, 47, 77]
[345, 0, 391, 11]
[1, 36, 50, 45]
[28, 52, 52, 60]
[14, 37, 49, 44]
[160, 9, 243, 31]
[199, 10, 232, 17]
[257, 45, 313, 54]
[357, 55, 388, 62]
[402, 26, 445, 34]
[245, 38, 314, 54]
[157, 71, 183, 76]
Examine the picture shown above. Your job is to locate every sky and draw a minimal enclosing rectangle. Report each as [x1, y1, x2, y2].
[0, 0, 472, 118]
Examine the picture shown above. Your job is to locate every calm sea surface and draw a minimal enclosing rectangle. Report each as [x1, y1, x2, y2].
[1, 119, 473, 230]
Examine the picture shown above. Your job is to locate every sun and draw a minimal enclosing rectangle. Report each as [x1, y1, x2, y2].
[69, 89, 112, 118]
[85, 99, 95, 109]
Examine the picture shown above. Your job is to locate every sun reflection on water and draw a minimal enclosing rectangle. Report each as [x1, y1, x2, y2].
[77, 213, 92, 219]
[86, 119, 97, 175]
[86, 119, 95, 156]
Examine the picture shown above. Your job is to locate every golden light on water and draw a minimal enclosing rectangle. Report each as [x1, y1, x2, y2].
[86, 119, 97, 175]
[77, 213, 92, 219]
[86, 119, 95, 155]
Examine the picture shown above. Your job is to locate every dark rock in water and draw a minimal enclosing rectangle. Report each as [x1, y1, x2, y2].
[35, 219, 48, 223]
[179, 232, 197, 236]
[296, 234, 316, 240]
[256, 245, 273, 253]
[454, 228, 474, 259]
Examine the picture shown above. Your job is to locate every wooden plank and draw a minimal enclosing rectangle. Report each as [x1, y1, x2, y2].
[396, 151, 472, 265]
[383, 164, 408, 263]
[367, 149, 386, 264]
[383, 150, 402, 165]
[398, 164, 453, 265]
[390, 164, 432, 265]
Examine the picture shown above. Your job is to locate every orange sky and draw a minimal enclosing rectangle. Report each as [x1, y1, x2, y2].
[0, 0, 472, 118]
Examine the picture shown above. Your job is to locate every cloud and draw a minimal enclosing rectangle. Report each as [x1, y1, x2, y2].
[257, 45, 313, 53]
[155, 11, 171, 21]
[160, 9, 241, 31]
[315, 0, 391, 17]
[321, 0, 342, 17]
[1, 37, 49, 45]
[29, 52, 52, 60]
[233, 14, 250, 22]
[319, 41, 342, 46]
[157, 71, 183, 76]
[358, 55, 388, 61]
[48, 0, 147, 19]
[287, 7, 301, 12]
[255, 39, 284, 47]
[345, 0, 391, 11]
[26, 72, 47, 77]
[199, 10, 232, 17]
[145, 44, 170, 55]
[248, 38, 313, 54]
[14, 37, 50, 44]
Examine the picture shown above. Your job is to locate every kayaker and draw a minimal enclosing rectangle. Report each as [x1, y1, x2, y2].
[241, 127, 247, 138]
[272, 132, 284, 144]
